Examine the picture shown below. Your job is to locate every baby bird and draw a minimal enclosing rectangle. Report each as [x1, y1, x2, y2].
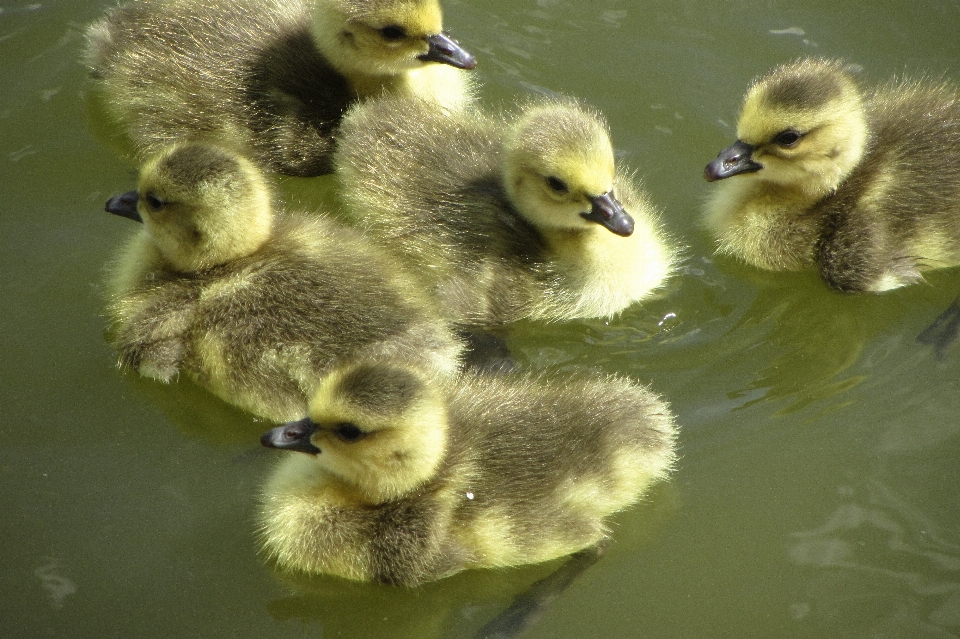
[704, 57, 960, 292]
[84, 0, 476, 176]
[105, 141, 463, 423]
[259, 360, 677, 586]
[334, 95, 675, 327]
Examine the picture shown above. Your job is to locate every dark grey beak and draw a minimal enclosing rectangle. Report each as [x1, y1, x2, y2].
[418, 32, 477, 70]
[105, 190, 142, 223]
[261, 417, 321, 455]
[704, 139, 762, 181]
[581, 191, 635, 237]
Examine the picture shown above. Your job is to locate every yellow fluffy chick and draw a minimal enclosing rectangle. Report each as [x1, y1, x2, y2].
[259, 360, 677, 586]
[334, 95, 675, 326]
[84, 0, 476, 176]
[105, 141, 463, 423]
[704, 58, 960, 292]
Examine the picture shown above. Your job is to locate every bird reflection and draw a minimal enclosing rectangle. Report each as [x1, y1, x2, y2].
[724, 274, 869, 415]
[120, 372, 268, 447]
[264, 561, 565, 639]
[698, 263, 960, 415]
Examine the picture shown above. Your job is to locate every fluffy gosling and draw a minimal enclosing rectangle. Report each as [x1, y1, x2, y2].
[334, 95, 675, 326]
[105, 141, 462, 422]
[259, 360, 678, 585]
[704, 57, 960, 292]
[84, 0, 477, 176]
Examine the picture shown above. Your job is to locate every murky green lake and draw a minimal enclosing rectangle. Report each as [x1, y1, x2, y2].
[4, 0, 960, 637]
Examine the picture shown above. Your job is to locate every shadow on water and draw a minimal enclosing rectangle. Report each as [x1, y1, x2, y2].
[917, 294, 960, 360]
[474, 541, 609, 639]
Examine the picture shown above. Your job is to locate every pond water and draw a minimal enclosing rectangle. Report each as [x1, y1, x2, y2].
[4, 0, 960, 637]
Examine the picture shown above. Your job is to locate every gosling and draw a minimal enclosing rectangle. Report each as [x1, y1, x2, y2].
[105, 141, 463, 423]
[704, 57, 960, 292]
[259, 360, 678, 586]
[84, 0, 477, 176]
[333, 95, 675, 327]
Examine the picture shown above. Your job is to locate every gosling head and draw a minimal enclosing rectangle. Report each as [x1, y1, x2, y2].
[705, 58, 868, 198]
[105, 142, 274, 273]
[261, 362, 448, 504]
[311, 0, 476, 78]
[503, 100, 635, 238]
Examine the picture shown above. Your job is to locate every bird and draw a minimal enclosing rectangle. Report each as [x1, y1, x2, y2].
[83, 0, 477, 176]
[259, 358, 678, 586]
[703, 57, 960, 293]
[332, 94, 675, 327]
[104, 141, 463, 423]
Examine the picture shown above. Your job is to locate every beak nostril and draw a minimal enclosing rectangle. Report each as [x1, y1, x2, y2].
[723, 152, 748, 169]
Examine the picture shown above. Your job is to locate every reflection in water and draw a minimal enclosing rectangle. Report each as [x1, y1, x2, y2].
[476, 541, 608, 639]
[121, 372, 269, 447]
[34, 557, 77, 609]
[723, 274, 869, 416]
[706, 265, 960, 416]
[264, 560, 567, 639]
[781, 325, 960, 636]
[789, 478, 960, 636]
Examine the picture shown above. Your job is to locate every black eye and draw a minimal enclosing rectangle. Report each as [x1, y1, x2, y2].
[773, 129, 803, 148]
[379, 25, 407, 41]
[546, 176, 569, 194]
[144, 193, 165, 210]
[333, 422, 366, 443]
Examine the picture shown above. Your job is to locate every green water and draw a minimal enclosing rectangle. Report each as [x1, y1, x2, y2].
[4, 0, 960, 637]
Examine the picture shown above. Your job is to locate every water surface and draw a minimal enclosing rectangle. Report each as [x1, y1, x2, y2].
[3, 0, 960, 637]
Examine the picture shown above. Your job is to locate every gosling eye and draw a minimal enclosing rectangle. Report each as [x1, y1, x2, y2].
[546, 176, 569, 194]
[144, 192, 165, 211]
[773, 129, 803, 148]
[333, 422, 366, 443]
[379, 25, 407, 41]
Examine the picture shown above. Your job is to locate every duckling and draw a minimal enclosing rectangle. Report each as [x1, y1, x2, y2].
[333, 95, 675, 326]
[105, 141, 463, 423]
[704, 57, 960, 292]
[259, 359, 677, 586]
[84, 0, 476, 176]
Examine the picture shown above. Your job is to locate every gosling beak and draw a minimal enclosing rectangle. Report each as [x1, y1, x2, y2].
[581, 191, 635, 237]
[418, 32, 477, 70]
[704, 139, 762, 181]
[261, 417, 321, 455]
[105, 190, 143, 223]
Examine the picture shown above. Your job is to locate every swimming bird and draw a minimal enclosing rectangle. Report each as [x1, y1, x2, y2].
[105, 141, 463, 423]
[84, 0, 477, 176]
[333, 95, 675, 327]
[259, 359, 677, 586]
[704, 57, 960, 292]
